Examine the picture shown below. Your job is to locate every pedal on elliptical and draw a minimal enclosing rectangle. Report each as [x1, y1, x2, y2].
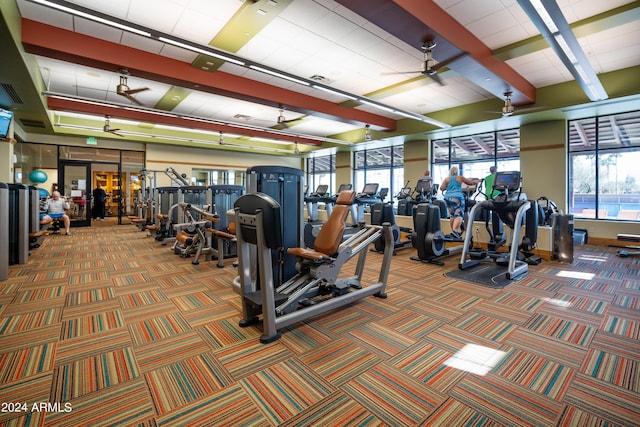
[469, 249, 486, 260]
[495, 256, 510, 266]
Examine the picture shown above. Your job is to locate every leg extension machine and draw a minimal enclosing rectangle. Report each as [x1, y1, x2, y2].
[233, 191, 394, 343]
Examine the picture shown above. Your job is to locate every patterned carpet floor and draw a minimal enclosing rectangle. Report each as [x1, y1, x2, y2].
[0, 222, 639, 426]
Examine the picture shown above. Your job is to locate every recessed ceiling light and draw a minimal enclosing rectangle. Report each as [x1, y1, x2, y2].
[257, 9, 267, 15]
[267, 0, 278, 6]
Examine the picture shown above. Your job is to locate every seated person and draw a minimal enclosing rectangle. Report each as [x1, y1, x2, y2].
[42, 191, 72, 236]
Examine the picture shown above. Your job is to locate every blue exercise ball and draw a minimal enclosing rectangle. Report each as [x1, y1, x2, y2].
[38, 188, 50, 198]
[29, 169, 48, 184]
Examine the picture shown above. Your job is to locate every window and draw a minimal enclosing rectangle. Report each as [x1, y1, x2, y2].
[353, 146, 403, 204]
[192, 169, 245, 186]
[569, 111, 640, 220]
[306, 154, 335, 193]
[432, 129, 520, 198]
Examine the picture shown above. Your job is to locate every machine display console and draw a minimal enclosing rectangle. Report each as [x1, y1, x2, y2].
[414, 178, 433, 194]
[361, 183, 379, 195]
[494, 171, 521, 192]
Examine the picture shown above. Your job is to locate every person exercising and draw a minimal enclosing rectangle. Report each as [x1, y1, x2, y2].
[484, 166, 499, 199]
[42, 191, 72, 235]
[440, 166, 480, 239]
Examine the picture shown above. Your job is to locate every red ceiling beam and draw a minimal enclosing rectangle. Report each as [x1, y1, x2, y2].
[390, 0, 536, 104]
[335, 0, 536, 105]
[21, 19, 396, 131]
[46, 97, 325, 146]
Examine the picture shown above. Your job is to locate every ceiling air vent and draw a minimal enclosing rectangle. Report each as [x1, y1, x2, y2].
[19, 119, 47, 128]
[1, 83, 24, 104]
[309, 75, 334, 84]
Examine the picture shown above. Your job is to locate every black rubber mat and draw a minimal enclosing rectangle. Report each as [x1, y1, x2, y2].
[444, 264, 513, 288]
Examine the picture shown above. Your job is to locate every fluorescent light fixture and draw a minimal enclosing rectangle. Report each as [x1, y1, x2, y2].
[54, 121, 298, 153]
[249, 65, 310, 86]
[553, 34, 577, 63]
[123, 106, 178, 118]
[359, 98, 451, 128]
[312, 85, 358, 100]
[46, 93, 120, 108]
[28, 0, 151, 37]
[43, 91, 349, 145]
[250, 137, 294, 145]
[158, 37, 245, 66]
[529, 0, 558, 32]
[359, 98, 396, 114]
[517, 0, 607, 101]
[28, 0, 450, 128]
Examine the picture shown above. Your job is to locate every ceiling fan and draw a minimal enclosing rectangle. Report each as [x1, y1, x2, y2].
[382, 40, 467, 86]
[488, 91, 545, 118]
[116, 68, 149, 106]
[103, 116, 124, 137]
[274, 105, 301, 129]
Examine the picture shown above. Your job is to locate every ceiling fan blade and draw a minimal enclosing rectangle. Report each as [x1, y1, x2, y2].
[108, 128, 125, 137]
[273, 122, 289, 130]
[380, 70, 424, 76]
[514, 106, 546, 114]
[121, 92, 144, 106]
[431, 52, 468, 72]
[124, 87, 149, 95]
[427, 72, 445, 86]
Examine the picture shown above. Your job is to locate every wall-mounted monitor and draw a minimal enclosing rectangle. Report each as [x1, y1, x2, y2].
[0, 108, 13, 139]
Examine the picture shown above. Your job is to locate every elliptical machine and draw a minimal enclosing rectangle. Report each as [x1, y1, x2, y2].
[458, 171, 540, 280]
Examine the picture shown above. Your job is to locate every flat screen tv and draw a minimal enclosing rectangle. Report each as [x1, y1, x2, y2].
[0, 108, 13, 139]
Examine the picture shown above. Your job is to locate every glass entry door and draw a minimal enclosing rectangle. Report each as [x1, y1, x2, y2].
[59, 161, 91, 227]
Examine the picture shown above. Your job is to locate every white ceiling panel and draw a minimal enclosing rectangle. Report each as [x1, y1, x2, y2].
[8, 0, 639, 152]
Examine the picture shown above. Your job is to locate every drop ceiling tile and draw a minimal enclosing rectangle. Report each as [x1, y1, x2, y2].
[127, 0, 185, 33]
[466, 10, 525, 48]
[121, 32, 165, 55]
[158, 43, 199, 63]
[279, 0, 332, 28]
[172, 9, 227, 44]
[17, 0, 73, 29]
[70, 0, 132, 19]
[437, 0, 504, 26]
[73, 16, 124, 43]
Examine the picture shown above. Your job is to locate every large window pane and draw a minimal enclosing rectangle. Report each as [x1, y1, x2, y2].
[450, 134, 495, 162]
[568, 118, 596, 152]
[431, 129, 520, 196]
[307, 154, 335, 192]
[569, 110, 640, 220]
[569, 153, 596, 216]
[599, 150, 640, 219]
[353, 146, 403, 205]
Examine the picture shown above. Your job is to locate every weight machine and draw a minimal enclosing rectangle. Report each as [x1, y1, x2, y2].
[233, 190, 394, 343]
